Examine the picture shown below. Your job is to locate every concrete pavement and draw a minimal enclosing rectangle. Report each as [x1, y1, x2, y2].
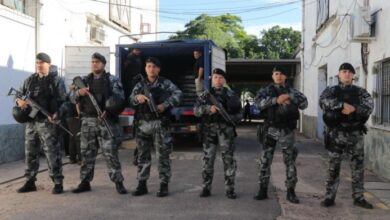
[0, 124, 389, 219]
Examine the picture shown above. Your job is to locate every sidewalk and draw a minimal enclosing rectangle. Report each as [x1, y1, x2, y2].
[0, 139, 138, 185]
[0, 132, 389, 219]
[271, 133, 390, 220]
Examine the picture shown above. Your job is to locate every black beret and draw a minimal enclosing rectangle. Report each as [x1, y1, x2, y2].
[91, 52, 107, 65]
[339, 63, 355, 74]
[212, 68, 226, 78]
[272, 66, 289, 76]
[36, 52, 51, 63]
[145, 57, 161, 68]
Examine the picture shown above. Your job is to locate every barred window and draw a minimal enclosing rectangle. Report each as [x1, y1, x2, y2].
[373, 60, 390, 126]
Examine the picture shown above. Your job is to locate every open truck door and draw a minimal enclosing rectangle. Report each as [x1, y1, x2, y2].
[116, 40, 225, 142]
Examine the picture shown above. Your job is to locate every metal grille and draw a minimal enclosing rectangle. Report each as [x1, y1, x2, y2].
[375, 60, 390, 126]
[382, 61, 390, 125]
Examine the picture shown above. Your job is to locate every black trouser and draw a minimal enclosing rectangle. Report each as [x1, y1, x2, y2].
[66, 117, 81, 161]
[243, 110, 251, 121]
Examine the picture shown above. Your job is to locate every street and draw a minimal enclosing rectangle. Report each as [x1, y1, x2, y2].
[0, 124, 389, 220]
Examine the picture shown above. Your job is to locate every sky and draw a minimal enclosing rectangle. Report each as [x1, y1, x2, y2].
[158, 0, 303, 40]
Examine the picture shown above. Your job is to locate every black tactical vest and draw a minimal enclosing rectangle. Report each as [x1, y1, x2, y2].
[266, 85, 299, 129]
[28, 74, 57, 119]
[338, 85, 367, 125]
[135, 77, 171, 120]
[204, 88, 229, 124]
[80, 73, 111, 117]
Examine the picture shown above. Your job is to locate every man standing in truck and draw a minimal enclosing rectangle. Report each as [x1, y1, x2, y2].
[193, 48, 204, 96]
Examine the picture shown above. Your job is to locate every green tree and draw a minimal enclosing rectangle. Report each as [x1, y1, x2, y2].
[259, 25, 301, 59]
[170, 16, 300, 59]
[170, 14, 258, 58]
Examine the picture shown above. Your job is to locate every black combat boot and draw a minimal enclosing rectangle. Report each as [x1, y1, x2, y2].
[286, 188, 299, 204]
[354, 198, 373, 209]
[132, 180, 148, 196]
[199, 188, 211, 197]
[17, 179, 37, 193]
[320, 198, 335, 207]
[115, 181, 128, 194]
[253, 187, 268, 200]
[52, 183, 64, 194]
[226, 190, 237, 199]
[156, 183, 169, 197]
[72, 181, 91, 193]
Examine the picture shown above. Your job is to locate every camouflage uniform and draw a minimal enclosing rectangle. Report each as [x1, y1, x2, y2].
[254, 84, 307, 189]
[194, 87, 242, 191]
[130, 76, 182, 184]
[18, 73, 66, 184]
[70, 72, 125, 183]
[319, 84, 373, 201]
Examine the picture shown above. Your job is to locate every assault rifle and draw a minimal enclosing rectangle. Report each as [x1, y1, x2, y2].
[73, 76, 114, 138]
[203, 89, 236, 126]
[8, 87, 73, 136]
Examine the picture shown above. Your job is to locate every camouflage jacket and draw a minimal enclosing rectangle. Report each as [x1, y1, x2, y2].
[17, 72, 67, 116]
[194, 87, 242, 125]
[69, 72, 125, 114]
[129, 76, 182, 114]
[254, 84, 308, 112]
[319, 84, 373, 118]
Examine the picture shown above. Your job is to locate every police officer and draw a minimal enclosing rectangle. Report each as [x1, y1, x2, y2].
[129, 57, 182, 197]
[70, 53, 127, 194]
[15, 53, 66, 194]
[253, 66, 307, 203]
[194, 68, 242, 199]
[319, 63, 374, 209]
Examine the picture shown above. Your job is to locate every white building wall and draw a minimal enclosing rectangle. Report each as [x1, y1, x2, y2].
[0, 0, 159, 163]
[0, 5, 35, 125]
[38, 0, 152, 76]
[302, 0, 390, 178]
[0, 5, 35, 163]
[130, 0, 159, 41]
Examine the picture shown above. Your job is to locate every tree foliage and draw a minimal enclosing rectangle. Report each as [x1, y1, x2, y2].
[169, 14, 301, 59]
[259, 25, 301, 59]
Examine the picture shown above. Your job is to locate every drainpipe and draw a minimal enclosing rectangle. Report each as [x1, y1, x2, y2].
[35, 0, 41, 54]
[300, 0, 305, 133]
[361, 0, 369, 89]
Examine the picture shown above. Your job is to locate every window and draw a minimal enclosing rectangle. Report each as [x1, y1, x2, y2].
[1, 0, 25, 13]
[316, 0, 329, 31]
[109, 0, 131, 31]
[373, 60, 390, 126]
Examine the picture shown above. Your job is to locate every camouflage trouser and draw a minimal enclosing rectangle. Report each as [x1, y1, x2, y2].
[136, 119, 173, 184]
[79, 117, 124, 183]
[202, 123, 237, 191]
[258, 127, 298, 189]
[24, 120, 63, 184]
[325, 130, 365, 200]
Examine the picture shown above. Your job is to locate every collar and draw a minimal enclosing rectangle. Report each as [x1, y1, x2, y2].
[147, 76, 159, 86]
[91, 71, 106, 79]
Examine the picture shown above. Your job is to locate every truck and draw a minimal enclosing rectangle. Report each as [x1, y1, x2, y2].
[115, 40, 226, 140]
